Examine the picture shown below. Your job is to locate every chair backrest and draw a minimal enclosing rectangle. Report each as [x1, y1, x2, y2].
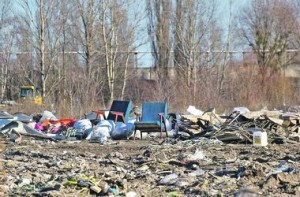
[107, 100, 132, 123]
[141, 102, 168, 123]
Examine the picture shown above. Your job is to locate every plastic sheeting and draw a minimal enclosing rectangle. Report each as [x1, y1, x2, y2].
[186, 106, 203, 116]
[87, 120, 115, 143]
[111, 123, 135, 140]
[39, 111, 57, 123]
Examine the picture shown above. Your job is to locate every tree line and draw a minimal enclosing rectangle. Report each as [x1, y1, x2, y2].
[0, 0, 300, 116]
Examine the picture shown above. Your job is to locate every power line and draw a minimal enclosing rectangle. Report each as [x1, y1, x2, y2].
[0, 49, 298, 54]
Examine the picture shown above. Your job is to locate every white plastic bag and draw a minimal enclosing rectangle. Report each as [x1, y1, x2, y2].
[74, 119, 92, 131]
[127, 116, 137, 124]
[27, 122, 36, 129]
[95, 120, 115, 132]
[87, 120, 115, 143]
[186, 106, 203, 116]
[88, 126, 110, 143]
[157, 119, 172, 132]
[232, 107, 250, 114]
[39, 110, 57, 123]
[74, 119, 93, 138]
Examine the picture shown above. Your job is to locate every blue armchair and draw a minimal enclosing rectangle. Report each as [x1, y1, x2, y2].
[134, 102, 168, 139]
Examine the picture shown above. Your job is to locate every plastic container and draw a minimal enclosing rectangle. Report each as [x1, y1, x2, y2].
[253, 131, 268, 146]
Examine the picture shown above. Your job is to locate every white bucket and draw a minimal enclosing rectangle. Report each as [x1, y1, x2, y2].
[253, 131, 268, 146]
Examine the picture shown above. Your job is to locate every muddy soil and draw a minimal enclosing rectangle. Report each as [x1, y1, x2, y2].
[0, 137, 299, 196]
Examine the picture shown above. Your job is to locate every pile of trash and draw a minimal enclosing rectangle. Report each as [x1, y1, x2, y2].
[0, 106, 300, 196]
[176, 106, 300, 145]
[1, 104, 300, 146]
[0, 110, 139, 144]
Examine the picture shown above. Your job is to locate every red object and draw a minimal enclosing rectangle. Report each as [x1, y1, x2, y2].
[158, 113, 164, 138]
[49, 118, 76, 126]
[110, 111, 125, 123]
[92, 110, 107, 119]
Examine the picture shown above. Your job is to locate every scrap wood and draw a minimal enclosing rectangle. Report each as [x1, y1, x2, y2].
[182, 114, 224, 125]
[241, 111, 281, 120]
[176, 115, 204, 136]
[177, 124, 200, 136]
[266, 116, 284, 126]
[181, 115, 200, 124]
[221, 112, 242, 129]
[215, 130, 252, 143]
[281, 112, 300, 120]
[202, 110, 225, 124]
[271, 137, 299, 144]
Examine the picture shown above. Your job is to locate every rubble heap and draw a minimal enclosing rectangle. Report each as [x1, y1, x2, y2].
[0, 106, 299, 196]
[177, 107, 300, 144]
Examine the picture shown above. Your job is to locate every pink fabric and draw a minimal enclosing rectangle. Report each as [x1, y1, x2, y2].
[34, 123, 44, 131]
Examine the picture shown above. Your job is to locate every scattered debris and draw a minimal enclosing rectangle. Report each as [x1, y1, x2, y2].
[176, 107, 300, 144]
[0, 105, 299, 196]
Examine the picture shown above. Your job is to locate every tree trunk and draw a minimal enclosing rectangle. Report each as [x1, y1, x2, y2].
[121, 53, 130, 100]
[218, 0, 232, 95]
[39, 0, 46, 99]
[102, 4, 118, 106]
[0, 57, 8, 100]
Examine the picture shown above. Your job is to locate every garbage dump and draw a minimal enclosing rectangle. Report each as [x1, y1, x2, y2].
[0, 106, 299, 196]
[177, 107, 300, 144]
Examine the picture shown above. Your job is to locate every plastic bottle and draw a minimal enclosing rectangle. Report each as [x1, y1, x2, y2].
[253, 131, 268, 146]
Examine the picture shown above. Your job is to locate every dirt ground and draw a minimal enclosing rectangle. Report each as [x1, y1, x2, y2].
[0, 137, 300, 196]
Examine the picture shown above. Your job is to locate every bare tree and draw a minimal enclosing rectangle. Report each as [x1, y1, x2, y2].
[173, 0, 220, 103]
[0, 0, 13, 101]
[119, 0, 146, 100]
[218, 0, 233, 95]
[17, 0, 67, 102]
[289, 0, 300, 48]
[98, 1, 140, 105]
[74, 0, 99, 80]
[236, 0, 298, 87]
[147, 0, 172, 77]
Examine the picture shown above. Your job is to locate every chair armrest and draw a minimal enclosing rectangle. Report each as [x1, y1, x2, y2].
[158, 113, 168, 137]
[135, 112, 141, 121]
[92, 110, 109, 119]
[158, 113, 167, 124]
[158, 112, 165, 118]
